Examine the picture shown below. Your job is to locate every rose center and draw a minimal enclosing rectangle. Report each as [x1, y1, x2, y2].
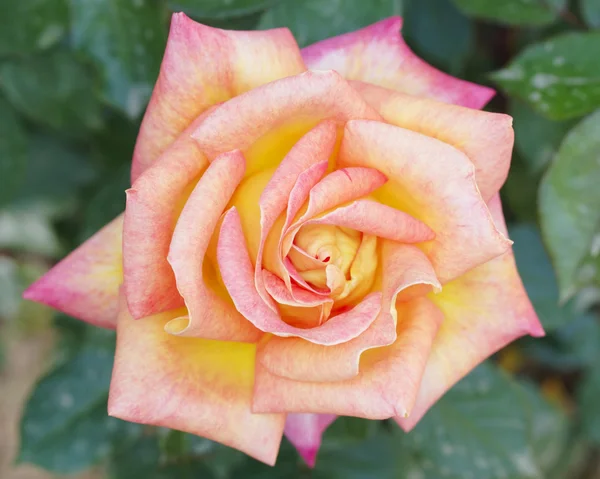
[290, 224, 378, 304]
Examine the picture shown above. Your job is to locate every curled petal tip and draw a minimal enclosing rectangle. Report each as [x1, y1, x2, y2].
[164, 316, 190, 335]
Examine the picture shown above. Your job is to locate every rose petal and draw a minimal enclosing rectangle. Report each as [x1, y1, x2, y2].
[132, 13, 305, 181]
[302, 17, 494, 109]
[166, 150, 262, 342]
[108, 291, 285, 465]
[286, 199, 435, 253]
[256, 241, 440, 384]
[339, 120, 511, 283]
[262, 270, 332, 329]
[23, 215, 123, 329]
[253, 297, 443, 418]
[290, 167, 388, 228]
[218, 207, 383, 345]
[270, 161, 330, 294]
[255, 121, 338, 307]
[395, 195, 544, 431]
[351, 81, 513, 200]
[123, 114, 210, 319]
[263, 270, 330, 307]
[284, 413, 337, 467]
[191, 70, 381, 171]
[257, 313, 395, 383]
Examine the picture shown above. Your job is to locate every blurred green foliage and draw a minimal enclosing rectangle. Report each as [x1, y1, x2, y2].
[2, 0, 600, 477]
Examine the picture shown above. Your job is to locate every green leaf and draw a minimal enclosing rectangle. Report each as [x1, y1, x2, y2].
[230, 439, 301, 479]
[517, 381, 570, 476]
[323, 416, 382, 447]
[577, 366, 600, 444]
[0, 205, 62, 257]
[259, 0, 403, 47]
[184, 435, 245, 478]
[169, 0, 279, 19]
[109, 436, 163, 479]
[501, 158, 539, 223]
[510, 224, 578, 331]
[19, 343, 141, 473]
[0, 98, 28, 206]
[71, 0, 167, 118]
[80, 163, 129, 241]
[539, 109, 600, 300]
[14, 133, 97, 208]
[451, 0, 566, 26]
[402, 0, 474, 75]
[0, 0, 68, 55]
[0, 256, 22, 320]
[159, 429, 189, 460]
[314, 433, 409, 479]
[403, 362, 541, 479]
[521, 313, 600, 371]
[492, 32, 600, 120]
[110, 434, 219, 479]
[0, 51, 104, 134]
[581, 0, 600, 28]
[509, 100, 575, 174]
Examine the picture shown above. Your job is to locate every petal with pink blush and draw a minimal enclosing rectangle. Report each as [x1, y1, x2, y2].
[23, 215, 124, 329]
[340, 120, 511, 283]
[123, 114, 210, 320]
[166, 150, 262, 342]
[132, 13, 306, 181]
[191, 70, 381, 173]
[263, 270, 331, 308]
[257, 309, 396, 383]
[108, 292, 285, 465]
[291, 167, 388, 228]
[284, 413, 337, 467]
[256, 242, 439, 385]
[255, 121, 337, 307]
[395, 195, 544, 432]
[302, 17, 494, 109]
[269, 161, 330, 292]
[263, 270, 332, 329]
[253, 297, 443, 419]
[218, 208, 383, 345]
[288, 199, 435, 250]
[351, 81, 513, 201]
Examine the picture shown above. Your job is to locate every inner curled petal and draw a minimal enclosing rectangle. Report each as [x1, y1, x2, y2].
[290, 223, 378, 306]
[293, 225, 361, 285]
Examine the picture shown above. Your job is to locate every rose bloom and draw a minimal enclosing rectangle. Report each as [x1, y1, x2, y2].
[25, 13, 544, 467]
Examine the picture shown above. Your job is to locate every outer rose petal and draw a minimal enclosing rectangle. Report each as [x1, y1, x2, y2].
[132, 13, 306, 181]
[395, 195, 544, 431]
[284, 413, 337, 467]
[302, 17, 494, 109]
[351, 81, 514, 201]
[191, 70, 381, 174]
[166, 150, 262, 342]
[23, 215, 123, 329]
[253, 297, 443, 419]
[124, 114, 210, 319]
[339, 120, 511, 283]
[108, 292, 285, 465]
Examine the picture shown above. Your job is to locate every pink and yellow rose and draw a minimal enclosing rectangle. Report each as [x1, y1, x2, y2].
[24, 14, 544, 466]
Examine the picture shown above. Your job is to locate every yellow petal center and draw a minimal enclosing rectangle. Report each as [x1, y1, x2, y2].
[291, 224, 377, 304]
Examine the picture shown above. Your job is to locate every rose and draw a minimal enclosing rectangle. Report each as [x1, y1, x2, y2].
[24, 13, 544, 467]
